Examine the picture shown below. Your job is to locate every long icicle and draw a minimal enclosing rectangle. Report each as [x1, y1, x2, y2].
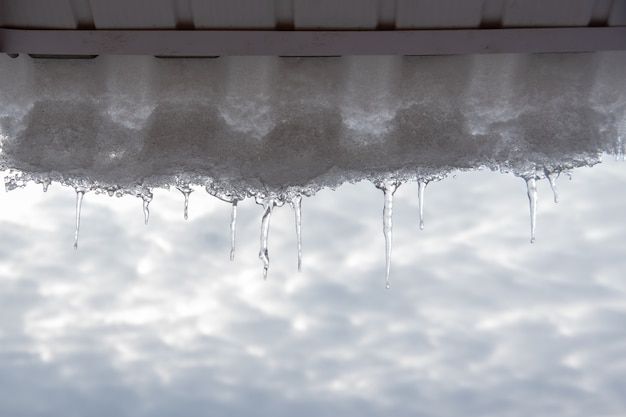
[417, 178, 427, 230]
[525, 173, 538, 244]
[259, 198, 275, 279]
[376, 180, 400, 289]
[290, 194, 303, 272]
[230, 201, 238, 261]
[74, 189, 85, 250]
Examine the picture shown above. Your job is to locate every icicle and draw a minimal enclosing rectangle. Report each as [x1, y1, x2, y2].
[417, 178, 427, 230]
[204, 185, 243, 261]
[290, 194, 303, 272]
[142, 198, 151, 225]
[375, 180, 401, 289]
[258, 198, 276, 279]
[176, 185, 192, 220]
[40, 177, 51, 192]
[524, 174, 538, 244]
[230, 201, 237, 261]
[616, 136, 624, 161]
[544, 169, 559, 204]
[73, 189, 85, 250]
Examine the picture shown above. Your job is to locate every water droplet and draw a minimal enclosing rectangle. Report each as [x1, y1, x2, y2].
[290, 194, 303, 272]
[258, 197, 276, 280]
[417, 178, 427, 230]
[524, 174, 538, 244]
[176, 185, 192, 220]
[544, 168, 559, 204]
[230, 201, 238, 261]
[375, 180, 401, 289]
[74, 188, 86, 250]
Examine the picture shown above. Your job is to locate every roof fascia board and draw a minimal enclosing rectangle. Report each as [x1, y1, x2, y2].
[2, 28, 626, 56]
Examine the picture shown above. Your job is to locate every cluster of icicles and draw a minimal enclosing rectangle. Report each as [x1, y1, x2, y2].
[3, 161, 584, 288]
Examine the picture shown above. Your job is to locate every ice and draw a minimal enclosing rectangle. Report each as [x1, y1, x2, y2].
[257, 196, 277, 280]
[417, 178, 427, 231]
[524, 172, 538, 244]
[142, 190, 153, 225]
[375, 179, 402, 289]
[229, 201, 237, 261]
[205, 183, 244, 261]
[1, 52, 625, 283]
[544, 168, 559, 204]
[289, 193, 303, 272]
[176, 184, 193, 221]
[73, 187, 86, 250]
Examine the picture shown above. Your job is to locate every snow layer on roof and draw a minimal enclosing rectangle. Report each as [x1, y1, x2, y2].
[0, 52, 625, 198]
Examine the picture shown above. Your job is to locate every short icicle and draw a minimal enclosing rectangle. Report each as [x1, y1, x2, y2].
[142, 198, 151, 225]
[544, 169, 559, 204]
[73, 188, 86, 250]
[259, 198, 276, 280]
[616, 136, 624, 161]
[525, 173, 538, 244]
[290, 194, 303, 272]
[375, 180, 401, 289]
[230, 201, 238, 261]
[41, 177, 51, 192]
[176, 185, 192, 220]
[417, 178, 427, 230]
[143, 199, 150, 224]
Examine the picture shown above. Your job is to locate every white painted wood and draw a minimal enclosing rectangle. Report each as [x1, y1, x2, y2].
[90, 0, 177, 29]
[293, 0, 378, 29]
[608, 0, 626, 26]
[502, 0, 595, 27]
[377, 0, 397, 29]
[0, 0, 77, 29]
[2, 28, 625, 56]
[173, 0, 194, 29]
[68, 0, 94, 29]
[192, 0, 276, 29]
[396, 0, 484, 28]
[274, 0, 294, 29]
[481, 0, 505, 27]
[590, 0, 615, 26]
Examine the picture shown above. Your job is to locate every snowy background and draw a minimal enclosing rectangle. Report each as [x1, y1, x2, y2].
[1, 158, 625, 417]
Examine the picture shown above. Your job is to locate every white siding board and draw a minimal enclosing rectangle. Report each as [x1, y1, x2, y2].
[192, 0, 276, 29]
[396, 0, 484, 29]
[608, 0, 626, 26]
[90, 0, 176, 29]
[1, 0, 77, 29]
[502, 0, 595, 27]
[294, 0, 378, 29]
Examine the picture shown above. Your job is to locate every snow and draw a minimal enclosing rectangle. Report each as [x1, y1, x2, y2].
[1, 51, 625, 282]
[1, 52, 625, 197]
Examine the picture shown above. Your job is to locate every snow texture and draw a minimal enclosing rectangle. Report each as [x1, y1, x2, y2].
[1, 52, 625, 198]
